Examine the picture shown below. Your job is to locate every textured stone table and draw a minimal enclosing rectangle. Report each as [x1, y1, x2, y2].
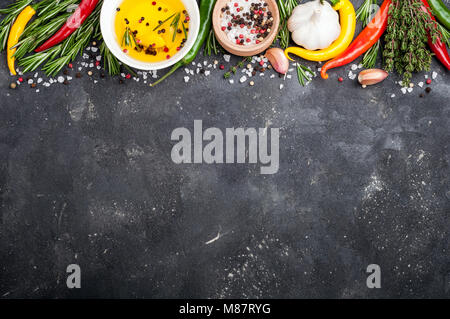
[0, 0, 449, 298]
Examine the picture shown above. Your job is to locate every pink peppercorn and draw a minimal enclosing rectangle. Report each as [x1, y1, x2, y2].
[239, 34, 244, 38]
[163, 47, 169, 52]
[338, 77, 343, 82]
[18, 77, 24, 82]
[221, 26, 226, 31]
[68, 63, 73, 69]
[259, 60, 264, 66]
[95, 61, 100, 66]
[234, 3, 238, 7]
[152, 1, 156, 5]
[166, 55, 170, 59]
[125, 74, 131, 79]
[220, 65, 225, 70]
[240, 24, 244, 28]
[426, 79, 432, 84]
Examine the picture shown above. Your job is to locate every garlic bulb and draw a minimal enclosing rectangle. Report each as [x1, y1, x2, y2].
[288, 0, 341, 50]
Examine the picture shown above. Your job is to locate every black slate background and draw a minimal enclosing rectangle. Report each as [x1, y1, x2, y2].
[0, 0, 449, 298]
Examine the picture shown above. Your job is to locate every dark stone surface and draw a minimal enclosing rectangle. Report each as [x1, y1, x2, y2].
[0, 0, 449, 299]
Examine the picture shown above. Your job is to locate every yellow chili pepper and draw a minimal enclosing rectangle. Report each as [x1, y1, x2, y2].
[284, 0, 356, 62]
[7, 5, 36, 76]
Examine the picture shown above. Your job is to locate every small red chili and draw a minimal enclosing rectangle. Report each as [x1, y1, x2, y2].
[259, 60, 264, 66]
[95, 61, 100, 66]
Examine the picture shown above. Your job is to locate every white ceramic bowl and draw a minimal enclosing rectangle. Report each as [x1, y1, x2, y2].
[100, 0, 200, 70]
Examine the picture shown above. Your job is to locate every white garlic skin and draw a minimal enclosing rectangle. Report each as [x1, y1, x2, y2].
[288, 0, 341, 50]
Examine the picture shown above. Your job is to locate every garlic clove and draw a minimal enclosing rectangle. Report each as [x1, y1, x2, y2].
[358, 69, 389, 86]
[265, 48, 289, 74]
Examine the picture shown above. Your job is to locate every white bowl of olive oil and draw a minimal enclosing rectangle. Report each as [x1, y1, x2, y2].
[101, 0, 200, 71]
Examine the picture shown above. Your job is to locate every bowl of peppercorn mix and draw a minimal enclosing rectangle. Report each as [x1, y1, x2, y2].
[212, 0, 280, 56]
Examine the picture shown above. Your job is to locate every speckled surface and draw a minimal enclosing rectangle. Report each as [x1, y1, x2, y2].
[0, 0, 449, 299]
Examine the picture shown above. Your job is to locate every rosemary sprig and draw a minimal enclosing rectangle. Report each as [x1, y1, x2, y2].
[296, 63, 313, 86]
[437, 21, 450, 47]
[182, 22, 187, 39]
[356, 0, 380, 68]
[362, 40, 380, 69]
[99, 41, 120, 76]
[223, 57, 252, 78]
[171, 12, 181, 42]
[18, 1, 102, 76]
[122, 27, 137, 47]
[153, 12, 176, 31]
[204, 29, 221, 56]
[13, 13, 71, 59]
[276, 0, 298, 49]
[0, 0, 33, 51]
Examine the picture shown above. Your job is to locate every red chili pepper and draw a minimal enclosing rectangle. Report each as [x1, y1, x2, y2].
[321, 0, 391, 79]
[420, 0, 450, 70]
[35, 0, 99, 52]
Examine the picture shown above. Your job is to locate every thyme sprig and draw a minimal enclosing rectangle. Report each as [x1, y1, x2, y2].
[383, 0, 439, 85]
[223, 57, 252, 79]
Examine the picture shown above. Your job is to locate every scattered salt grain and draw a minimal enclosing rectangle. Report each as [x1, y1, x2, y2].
[240, 75, 247, 83]
[407, 87, 413, 93]
[35, 89, 39, 93]
[91, 47, 98, 53]
[37, 78, 43, 84]
[401, 87, 407, 94]
[287, 74, 292, 79]
[205, 70, 210, 76]
[229, 79, 234, 84]
[96, 56, 102, 61]
[189, 70, 194, 75]
[27, 79, 33, 84]
[223, 54, 231, 62]
[34, 72, 38, 78]
[184, 76, 190, 83]
[67, 76, 72, 81]
[280, 84, 284, 90]
[391, 94, 395, 98]
[57, 76, 65, 83]
[184, 68, 190, 74]
[418, 81, 424, 87]
[351, 64, 357, 71]
[432, 71, 437, 79]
